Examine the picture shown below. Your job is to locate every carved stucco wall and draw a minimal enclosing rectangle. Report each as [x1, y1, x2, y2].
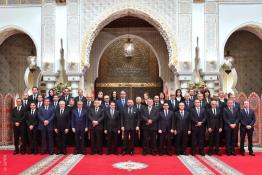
[80, 0, 181, 70]
[0, 34, 36, 94]
[225, 30, 262, 94]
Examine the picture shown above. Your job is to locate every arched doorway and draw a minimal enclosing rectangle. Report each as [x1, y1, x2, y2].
[223, 25, 262, 94]
[0, 32, 37, 95]
[95, 37, 162, 99]
[83, 16, 174, 97]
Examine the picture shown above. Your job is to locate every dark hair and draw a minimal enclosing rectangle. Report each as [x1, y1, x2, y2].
[203, 89, 211, 99]
[175, 89, 183, 97]
[32, 86, 38, 90]
[159, 92, 165, 99]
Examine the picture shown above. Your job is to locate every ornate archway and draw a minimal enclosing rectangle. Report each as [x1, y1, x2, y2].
[81, 6, 178, 71]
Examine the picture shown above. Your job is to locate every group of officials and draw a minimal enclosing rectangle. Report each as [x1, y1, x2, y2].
[12, 87, 256, 156]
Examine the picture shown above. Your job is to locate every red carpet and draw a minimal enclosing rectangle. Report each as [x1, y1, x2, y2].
[215, 153, 262, 175]
[69, 155, 192, 175]
[0, 150, 47, 175]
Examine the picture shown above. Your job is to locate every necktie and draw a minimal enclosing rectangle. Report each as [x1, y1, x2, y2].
[60, 109, 64, 115]
[96, 108, 98, 113]
[180, 111, 184, 118]
[78, 109, 81, 116]
[17, 106, 20, 111]
[137, 104, 140, 110]
[197, 108, 200, 117]
[230, 108, 233, 114]
[165, 110, 168, 118]
[186, 101, 189, 106]
[122, 100, 125, 106]
[245, 109, 249, 115]
[213, 108, 216, 115]
[31, 110, 33, 115]
[45, 106, 48, 110]
[33, 95, 35, 100]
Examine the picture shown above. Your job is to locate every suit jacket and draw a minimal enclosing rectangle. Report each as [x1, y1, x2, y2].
[101, 102, 110, 111]
[240, 108, 256, 127]
[54, 108, 70, 130]
[38, 105, 55, 130]
[71, 108, 88, 130]
[51, 101, 59, 110]
[233, 102, 241, 113]
[190, 107, 206, 129]
[36, 101, 44, 109]
[154, 102, 163, 111]
[173, 110, 191, 132]
[60, 95, 71, 105]
[141, 106, 159, 130]
[184, 100, 193, 112]
[116, 98, 128, 111]
[168, 99, 179, 112]
[88, 107, 104, 130]
[74, 96, 87, 108]
[25, 109, 38, 127]
[12, 106, 26, 125]
[223, 107, 239, 129]
[158, 110, 174, 132]
[205, 107, 223, 129]
[22, 100, 30, 111]
[104, 109, 120, 132]
[121, 107, 139, 130]
[85, 100, 94, 111]
[134, 104, 145, 122]
[28, 94, 39, 104]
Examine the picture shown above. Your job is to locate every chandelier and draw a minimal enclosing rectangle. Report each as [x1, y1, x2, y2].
[124, 38, 134, 58]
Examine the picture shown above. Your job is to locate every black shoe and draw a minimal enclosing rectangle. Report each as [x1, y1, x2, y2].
[142, 151, 147, 155]
[181, 151, 187, 156]
[167, 152, 172, 156]
[82, 151, 87, 155]
[215, 151, 222, 156]
[191, 151, 196, 156]
[130, 151, 134, 155]
[106, 151, 111, 155]
[98, 151, 102, 155]
[41, 150, 46, 155]
[114, 151, 118, 155]
[49, 152, 54, 155]
[122, 151, 126, 155]
[200, 151, 205, 156]
[13, 150, 19, 155]
[152, 151, 157, 156]
[73, 150, 78, 155]
[249, 152, 255, 156]
[208, 149, 212, 156]
[159, 152, 163, 156]
[231, 151, 236, 156]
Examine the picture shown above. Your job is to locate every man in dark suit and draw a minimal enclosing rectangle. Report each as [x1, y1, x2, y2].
[116, 90, 128, 111]
[74, 89, 87, 107]
[141, 98, 159, 155]
[223, 99, 239, 155]
[189, 89, 196, 102]
[213, 93, 226, 112]
[190, 99, 207, 156]
[158, 102, 174, 156]
[25, 102, 38, 154]
[168, 92, 178, 112]
[101, 95, 110, 111]
[22, 93, 30, 111]
[85, 95, 94, 110]
[60, 88, 71, 105]
[36, 95, 44, 109]
[88, 99, 105, 154]
[184, 93, 193, 112]
[54, 100, 70, 154]
[38, 98, 55, 154]
[12, 98, 26, 154]
[206, 100, 223, 156]
[240, 100, 256, 156]
[104, 101, 120, 155]
[121, 99, 139, 155]
[28, 86, 39, 104]
[135, 96, 145, 146]
[196, 93, 207, 109]
[52, 95, 60, 110]
[71, 101, 88, 155]
[173, 102, 191, 155]
[154, 95, 163, 111]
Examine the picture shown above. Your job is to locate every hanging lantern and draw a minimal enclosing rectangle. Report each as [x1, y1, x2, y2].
[124, 38, 134, 59]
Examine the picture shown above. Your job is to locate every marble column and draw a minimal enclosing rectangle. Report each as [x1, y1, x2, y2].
[42, 73, 58, 96]
[178, 73, 192, 95]
[68, 73, 81, 97]
[203, 73, 218, 96]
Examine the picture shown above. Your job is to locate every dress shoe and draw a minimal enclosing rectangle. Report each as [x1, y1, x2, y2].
[130, 151, 134, 155]
[249, 152, 255, 156]
[49, 152, 54, 155]
[122, 151, 126, 155]
[159, 152, 163, 156]
[114, 151, 118, 155]
[181, 151, 187, 156]
[98, 151, 103, 155]
[231, 151, 236, 156]
[73, 150, 78, 155]
[82, 151, 87, 155]
[106, 151, 111, 155]
[167, 152, 172, 156]
[40, 150, 46, 155]
[208, 150, 213, 156]
[240, 151, 245, 156]
[152, 151, 157, 156]
[142, 151, 147, 155]
[215, 151, 222, 156]
[200, 151, 205, 156]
